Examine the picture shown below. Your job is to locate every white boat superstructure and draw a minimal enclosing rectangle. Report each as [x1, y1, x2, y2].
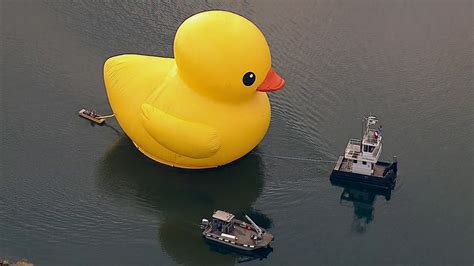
[343, 116, 383, 175]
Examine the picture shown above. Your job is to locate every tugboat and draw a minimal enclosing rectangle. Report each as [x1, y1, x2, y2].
[330, 115, 398, 190]
[201, 210, 274, 251]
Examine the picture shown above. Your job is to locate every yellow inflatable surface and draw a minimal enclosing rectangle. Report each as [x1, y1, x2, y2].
[104, 10, 285, 168]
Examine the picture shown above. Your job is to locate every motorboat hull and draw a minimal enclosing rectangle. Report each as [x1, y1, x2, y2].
[202, 232, 271, 251]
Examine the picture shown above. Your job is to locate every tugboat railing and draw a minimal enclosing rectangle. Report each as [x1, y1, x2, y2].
[372, 144, 382, 158]
[349, 139, 361, 146]
[334, 156, 344, 170]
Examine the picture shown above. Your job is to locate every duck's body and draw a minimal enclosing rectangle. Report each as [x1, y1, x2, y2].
[104, 11, 284, 168]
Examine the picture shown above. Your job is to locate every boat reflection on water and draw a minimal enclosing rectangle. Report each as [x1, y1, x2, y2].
[331, 180, 392, 233]
[97, 137, 273, 265]
[207, 240, 274, 264]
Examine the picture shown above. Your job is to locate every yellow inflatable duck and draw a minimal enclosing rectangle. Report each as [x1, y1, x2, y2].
[104, 10, 285, 169]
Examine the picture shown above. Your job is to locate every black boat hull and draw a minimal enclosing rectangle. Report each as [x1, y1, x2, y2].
[330, 160, 397, 190]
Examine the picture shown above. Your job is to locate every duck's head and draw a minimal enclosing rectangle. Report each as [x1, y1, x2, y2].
[174, 11, 285, 101]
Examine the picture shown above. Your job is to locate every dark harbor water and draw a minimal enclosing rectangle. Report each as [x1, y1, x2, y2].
[1, 0, 472, 265]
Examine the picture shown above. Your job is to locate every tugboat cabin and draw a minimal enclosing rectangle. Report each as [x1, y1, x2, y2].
[344, 117, 382, 176]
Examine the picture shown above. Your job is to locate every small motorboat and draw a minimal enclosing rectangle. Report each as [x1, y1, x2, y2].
[330, 115, 398, 190]
[201, 210, 274, 251]
[78, 108, 106, 124]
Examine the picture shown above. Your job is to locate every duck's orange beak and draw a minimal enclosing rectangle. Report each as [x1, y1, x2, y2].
[256, 68, 285, 92]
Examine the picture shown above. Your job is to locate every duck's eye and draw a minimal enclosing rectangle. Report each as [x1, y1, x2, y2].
[242, 72, 256, 86]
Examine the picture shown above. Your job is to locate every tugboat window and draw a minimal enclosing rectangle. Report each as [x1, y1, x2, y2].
[353, 160, 357, 163]
[362, 161, 367, 165]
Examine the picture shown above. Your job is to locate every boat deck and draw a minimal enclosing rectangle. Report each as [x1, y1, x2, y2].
[208, 227, 257, 246]
[339, 159, 387, 177]
[204, 219, 273, 249]
[331, 156, 396, 190]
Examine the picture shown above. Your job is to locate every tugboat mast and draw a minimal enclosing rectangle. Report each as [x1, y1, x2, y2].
[362, 115, 378, 138]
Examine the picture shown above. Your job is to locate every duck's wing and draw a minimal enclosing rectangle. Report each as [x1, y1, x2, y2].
[104, 54, 176, 133]
[141, 103, 220, 159]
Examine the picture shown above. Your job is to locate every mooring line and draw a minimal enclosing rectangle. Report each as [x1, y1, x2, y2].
[251, 152, 336, 163]
[97, 114, 115, 119]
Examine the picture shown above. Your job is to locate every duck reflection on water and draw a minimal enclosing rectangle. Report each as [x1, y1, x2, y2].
[97, 137, 273, 265]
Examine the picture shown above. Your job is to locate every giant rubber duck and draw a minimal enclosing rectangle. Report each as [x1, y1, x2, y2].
[104, 10, 285, 169]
